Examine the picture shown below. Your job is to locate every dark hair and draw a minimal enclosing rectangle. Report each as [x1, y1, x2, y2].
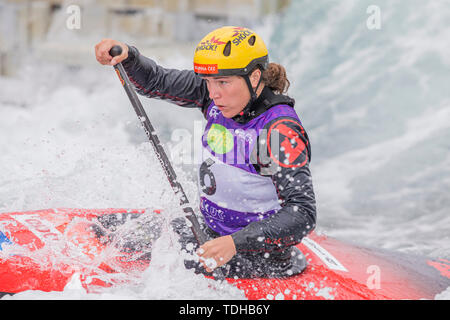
[261, 63, 290, 94]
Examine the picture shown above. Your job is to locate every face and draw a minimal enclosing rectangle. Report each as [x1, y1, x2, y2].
[203, 76, 251, 118]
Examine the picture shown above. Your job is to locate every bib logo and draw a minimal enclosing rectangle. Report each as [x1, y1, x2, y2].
[209, 105, 220, 119]
[267, 119, 308, 168]
[231, 27, 254, 46]
[196, 36, 226, 52]
[207, 123, 234, 154]
[201, 198, 225, 222]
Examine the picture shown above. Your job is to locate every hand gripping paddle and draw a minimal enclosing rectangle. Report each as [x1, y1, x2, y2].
[109, 45, 225, 281]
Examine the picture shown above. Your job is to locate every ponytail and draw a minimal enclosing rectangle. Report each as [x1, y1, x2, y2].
[262, 63, 290, 94]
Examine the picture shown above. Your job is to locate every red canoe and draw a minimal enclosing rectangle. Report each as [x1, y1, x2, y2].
[0, 208, 449, 300]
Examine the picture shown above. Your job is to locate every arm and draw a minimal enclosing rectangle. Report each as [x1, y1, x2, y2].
[94, 39, 211, 114]
[231, 117, 317, 253]
[122, 45, 212, 113]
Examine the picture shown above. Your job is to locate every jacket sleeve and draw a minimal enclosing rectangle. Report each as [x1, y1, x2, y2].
[121, 45, 212, 116]
[231, 116, 317, 253]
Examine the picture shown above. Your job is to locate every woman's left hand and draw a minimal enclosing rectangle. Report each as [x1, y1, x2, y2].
[197, 235, 237, 272]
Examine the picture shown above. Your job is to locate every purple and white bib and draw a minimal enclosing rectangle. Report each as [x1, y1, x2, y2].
[198, 101, 301, 236]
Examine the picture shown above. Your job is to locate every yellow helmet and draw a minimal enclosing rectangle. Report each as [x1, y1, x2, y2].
[193, 26, 269, 77]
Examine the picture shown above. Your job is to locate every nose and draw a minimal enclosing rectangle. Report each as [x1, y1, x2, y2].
[207, 82, 221, 101]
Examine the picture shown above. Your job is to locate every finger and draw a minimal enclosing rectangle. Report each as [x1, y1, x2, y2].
[196, 245, 209, 257]
[198, 256, 209, 272]
[100, 58, 111, 65]
[95, 49, 105, 64]
[216, 255, 225, 267]
[204, 256, 218, 271]
[110, 52, 126, 66]
[202, 261, 212, 273]
[112, 57, 125, 66]
[96, 51, 111, 65]
[99, 44, 114, 58]
[201, 261, 213, 273]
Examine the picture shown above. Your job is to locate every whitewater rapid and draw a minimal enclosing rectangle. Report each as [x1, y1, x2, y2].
[269, 0, 450, 260]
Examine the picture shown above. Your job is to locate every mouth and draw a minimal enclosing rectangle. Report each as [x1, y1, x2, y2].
[216, 105, 226, 111]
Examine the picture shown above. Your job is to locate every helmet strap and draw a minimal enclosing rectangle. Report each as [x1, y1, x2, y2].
[245, 70, 264, 102]
[233, 71, 263, 123]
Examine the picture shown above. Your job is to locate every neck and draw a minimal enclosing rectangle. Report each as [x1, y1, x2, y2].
[232, 86, 272, 124]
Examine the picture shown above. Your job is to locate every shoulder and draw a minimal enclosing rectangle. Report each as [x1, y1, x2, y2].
[262, 104, 299, 122]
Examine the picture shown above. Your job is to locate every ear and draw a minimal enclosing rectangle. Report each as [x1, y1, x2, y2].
[249, 69, 262, 88]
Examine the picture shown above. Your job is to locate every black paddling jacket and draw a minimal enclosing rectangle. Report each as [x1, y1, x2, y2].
[122, 45, 316, 254]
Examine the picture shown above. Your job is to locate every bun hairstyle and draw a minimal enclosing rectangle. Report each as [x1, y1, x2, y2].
[262, 62, 290, 94]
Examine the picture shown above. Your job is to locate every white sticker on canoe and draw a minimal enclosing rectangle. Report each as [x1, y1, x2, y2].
[12, 214, 63, 242]
[302, 237, 348, 272]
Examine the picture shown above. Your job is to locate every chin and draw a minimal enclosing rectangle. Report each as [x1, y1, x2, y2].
[222, 110, 240, 119]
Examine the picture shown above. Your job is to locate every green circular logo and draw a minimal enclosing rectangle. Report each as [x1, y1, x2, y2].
[207, 124, 234, 154]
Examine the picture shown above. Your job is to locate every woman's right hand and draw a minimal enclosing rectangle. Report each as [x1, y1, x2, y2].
[94, 39, 129, 66]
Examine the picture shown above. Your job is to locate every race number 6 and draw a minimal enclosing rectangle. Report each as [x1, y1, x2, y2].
[199, 158, 216, 195]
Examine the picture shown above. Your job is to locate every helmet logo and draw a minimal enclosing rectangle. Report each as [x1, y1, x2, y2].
[231, 27, 254, 46]
[194, 27, 266, 75]
[194, 63, 218, 74]
[196, 36, 226, 52]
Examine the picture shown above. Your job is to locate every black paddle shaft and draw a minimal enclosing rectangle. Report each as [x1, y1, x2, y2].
[108, 45, 225, 280]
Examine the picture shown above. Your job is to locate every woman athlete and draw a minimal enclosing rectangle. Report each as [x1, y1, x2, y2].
[95, 26, 316, 278]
